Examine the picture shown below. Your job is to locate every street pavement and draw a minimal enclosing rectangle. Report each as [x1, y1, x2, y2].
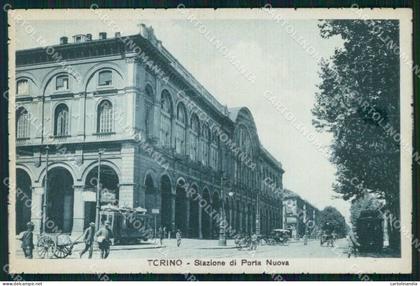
[16, 238, 350, 259]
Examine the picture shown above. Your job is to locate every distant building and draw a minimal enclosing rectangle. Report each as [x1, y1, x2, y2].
[14, 25, 284, 238]
[282, 189, 320, 239]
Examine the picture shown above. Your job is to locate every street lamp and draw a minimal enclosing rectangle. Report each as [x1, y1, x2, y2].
[256, 191, 260, 236]
[95, 149, 105, 228]
[218, 173, 232, 246]
[42, 146, 49, 234]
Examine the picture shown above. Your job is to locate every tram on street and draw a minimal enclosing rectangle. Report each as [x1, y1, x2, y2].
[99, 204, 154, 244]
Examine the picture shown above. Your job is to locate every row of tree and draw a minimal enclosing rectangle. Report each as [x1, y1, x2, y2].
[318, 206, 347, 238]
[313, 20, 400, 250]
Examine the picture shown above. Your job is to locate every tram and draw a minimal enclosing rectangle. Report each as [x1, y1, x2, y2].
[99, 204, 153, 244]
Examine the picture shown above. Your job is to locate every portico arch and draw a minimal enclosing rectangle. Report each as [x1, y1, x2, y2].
[84, 165, 119, 227]
[188, 184, 200, 238]
[212, 192, 221, 239]
[16, 169, 32, 234]
[175, 180, 188, 235]
[43, 167, 75, 233]
[145, 174, 158, 212]
[160, 175, 172, 231]
[201, 188, 211, 239]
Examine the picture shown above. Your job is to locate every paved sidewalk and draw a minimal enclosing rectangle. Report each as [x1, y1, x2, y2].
[15, 238, 352, 259]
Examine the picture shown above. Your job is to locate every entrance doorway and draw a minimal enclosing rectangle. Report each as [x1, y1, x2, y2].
[16, 169, 32, 234]
[84, 165, 119, 227]
[44, 167, 74, 233]
[84, 202, 96, 229]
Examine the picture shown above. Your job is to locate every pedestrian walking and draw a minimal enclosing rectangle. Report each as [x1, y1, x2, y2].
[79, 222, 95, 259]
[157, 226, 164, 246]
[95, 221, 114, 259]
[250, 233, 258, 250]
[17, 222, 34, 259]
[176, 229, 182, 247]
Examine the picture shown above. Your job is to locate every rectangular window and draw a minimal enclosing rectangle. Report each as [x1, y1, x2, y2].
[56, 76, 69, 91]
[17, 80, 29, 95]
[98, 71, 112, 86]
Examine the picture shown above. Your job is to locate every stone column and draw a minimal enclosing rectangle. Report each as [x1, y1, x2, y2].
[33, 98, 43, 139]
[244, 211, 249, 234]
[72, 185, 85, 235]
[383, 212, 390, 247]
[137, 183, 146, 209]
[239, 211, 243, 233]
[153, 81, 162, 143]
[229, 208, 235, 229]
[125, 58, 136, 135]
[170, 118, 175, 149]
[208, 207, 213, 239]
[75, 94, 85, 138]
[282, 202, 286, 229]
[184, 123, 190, 156]
[171, 194, 176, 233]
[119, 143, 136, 208]
[31, 186, 44, 236]
[234, 210, 238, 231]
[198, 202, 203, 239]
[185, 198, 190, 237]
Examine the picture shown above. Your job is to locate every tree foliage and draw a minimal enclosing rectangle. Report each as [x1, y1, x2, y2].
[313, 20, 400, 209]
[313, 20, 401, 249]
[318, 206, 347, 237]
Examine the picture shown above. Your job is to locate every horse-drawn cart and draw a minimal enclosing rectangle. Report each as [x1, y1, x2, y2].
[37, 233, 83, 259]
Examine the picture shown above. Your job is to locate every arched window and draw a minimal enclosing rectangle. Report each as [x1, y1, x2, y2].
[176, 103, 187, 154]
[145, 85, 154, 139]
[54, 103, 69, 136]
[160, 90, 173, 148]
[211, 128, 220, 170]
[17, 79, 29, 96]
[235, 126, 253, 186]
[97, 100, 113, 133]
[201, 124, 210, 166]
[16, 107, 30, 139]
[190, 113, 200, 161]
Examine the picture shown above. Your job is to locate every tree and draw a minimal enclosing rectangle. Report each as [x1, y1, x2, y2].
[318, 206, 347, 237]
[313, 20, 400, 250]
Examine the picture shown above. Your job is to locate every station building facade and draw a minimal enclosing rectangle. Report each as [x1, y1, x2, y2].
[14, 25, 284, 238]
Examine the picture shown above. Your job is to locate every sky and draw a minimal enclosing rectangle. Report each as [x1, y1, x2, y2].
[15, 15, 350, 222]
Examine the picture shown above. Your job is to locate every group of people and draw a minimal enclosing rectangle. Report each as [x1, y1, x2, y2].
[79, 221, 114, 259]
[234, 233, 259, 250]
[156, 227, 182, 247]
[17, 220, 114, 259]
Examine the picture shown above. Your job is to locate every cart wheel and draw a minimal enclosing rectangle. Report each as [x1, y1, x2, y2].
[37, 236, 55, 259]
[54, 245, 72, 259]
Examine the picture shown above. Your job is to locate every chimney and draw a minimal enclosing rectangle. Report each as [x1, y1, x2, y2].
[86, 34, 92, 41]
[99, 32, 107, 40]
[139, 23, 148, 38]
[60, 36, 68, 45]
[115, 32, 121, 38]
